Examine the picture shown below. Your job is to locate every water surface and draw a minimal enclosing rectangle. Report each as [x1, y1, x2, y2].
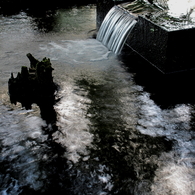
[0, 5, 195, 195]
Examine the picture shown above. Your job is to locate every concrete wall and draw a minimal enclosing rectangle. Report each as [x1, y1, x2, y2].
[126, 16, 195, 73]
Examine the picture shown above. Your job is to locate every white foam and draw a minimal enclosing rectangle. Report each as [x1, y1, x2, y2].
[39, 39, 113, 66]
[0, 105, 48, 191]
[137, 92, 195, 195]
[55, 84, 93, 163]
[152, 157, 195, 195]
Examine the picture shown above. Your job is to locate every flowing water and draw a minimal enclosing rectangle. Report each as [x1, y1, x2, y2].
[0, 5, 195, 195]
[96, 6, 137, 54]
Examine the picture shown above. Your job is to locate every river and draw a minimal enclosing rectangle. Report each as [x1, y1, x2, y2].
[0, 5, 195, 195]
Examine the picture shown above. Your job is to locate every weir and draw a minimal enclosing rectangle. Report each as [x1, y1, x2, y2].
[97, 0, 195, 74]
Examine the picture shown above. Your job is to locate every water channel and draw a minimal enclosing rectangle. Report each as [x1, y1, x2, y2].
[0, 5, 195, 195]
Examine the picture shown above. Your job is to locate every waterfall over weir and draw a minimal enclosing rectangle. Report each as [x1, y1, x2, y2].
[97, 0, 195, 73]
[97, 6, 137, 54]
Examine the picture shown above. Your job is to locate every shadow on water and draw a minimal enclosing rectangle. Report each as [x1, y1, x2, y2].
[119, 45, 195, 109]
[75, 77, 173, 194]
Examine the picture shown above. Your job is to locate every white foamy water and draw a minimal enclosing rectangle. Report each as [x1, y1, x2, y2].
[39, 39, 111, 65]
[0, 105, 48, 193]
[54, 83, 93, 163]
[137, 92, 195, 195]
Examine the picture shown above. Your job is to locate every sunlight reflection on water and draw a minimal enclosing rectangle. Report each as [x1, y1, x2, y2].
[54, 83, 93, 163]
